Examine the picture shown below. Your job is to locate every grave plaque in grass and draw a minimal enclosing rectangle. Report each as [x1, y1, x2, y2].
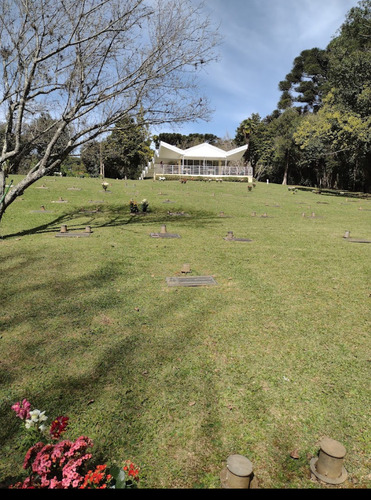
[79, 208, 101, 214]
[150, 233, 180, 238]
[343, 231, 371, 243]
[224, 231, 252, 242]
[166, 276, 217, 287]
[167, 211, 190, 217]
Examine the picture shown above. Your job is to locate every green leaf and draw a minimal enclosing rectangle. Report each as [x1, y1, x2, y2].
[110, 464, 127, 489]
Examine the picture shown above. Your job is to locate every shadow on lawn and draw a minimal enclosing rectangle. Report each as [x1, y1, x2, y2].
[0, 204, 222, 239]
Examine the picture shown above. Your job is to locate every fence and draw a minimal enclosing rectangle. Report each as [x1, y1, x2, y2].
[156, 164, 251, 177]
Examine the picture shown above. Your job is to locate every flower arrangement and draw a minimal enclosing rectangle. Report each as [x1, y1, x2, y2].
[140, 199, 149, 212]
[129, 199, 139, 213]
[102, 181, 109, 191]
[9, 399, 139, 489]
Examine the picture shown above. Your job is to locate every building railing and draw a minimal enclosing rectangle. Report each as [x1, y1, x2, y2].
[155, 164, 251, 177]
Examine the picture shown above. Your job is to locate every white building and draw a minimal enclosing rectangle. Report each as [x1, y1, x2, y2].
[147, 141, 251, 180]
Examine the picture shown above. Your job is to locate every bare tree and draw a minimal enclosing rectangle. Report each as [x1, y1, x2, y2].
[0, 0, 221, 222]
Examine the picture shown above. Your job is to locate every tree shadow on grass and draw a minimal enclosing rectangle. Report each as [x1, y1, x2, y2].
[0, 204, 223, 239]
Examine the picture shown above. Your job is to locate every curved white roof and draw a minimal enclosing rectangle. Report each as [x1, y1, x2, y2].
[156, 141, 248, 162]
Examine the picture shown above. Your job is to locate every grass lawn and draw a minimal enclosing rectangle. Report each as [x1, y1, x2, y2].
[0, 175, 370, 489]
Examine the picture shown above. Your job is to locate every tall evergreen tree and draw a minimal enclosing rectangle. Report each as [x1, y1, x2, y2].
[277, 48, 329, 112]
[103, 117, 153, 179]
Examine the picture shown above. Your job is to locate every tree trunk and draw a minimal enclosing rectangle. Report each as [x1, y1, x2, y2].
[0, 170, 7, 224]
[362, 152, 371, 193]
[282, 153, 289, 185]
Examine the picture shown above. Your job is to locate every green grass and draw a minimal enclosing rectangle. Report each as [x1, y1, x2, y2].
[0, 175, 370, 489]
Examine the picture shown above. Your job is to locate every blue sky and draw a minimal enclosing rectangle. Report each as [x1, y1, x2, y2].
[153, 0, 359, 140]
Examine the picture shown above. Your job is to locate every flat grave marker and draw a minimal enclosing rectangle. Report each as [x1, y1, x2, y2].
[167, 211, 190, 217]
[166, 276, 217, 287]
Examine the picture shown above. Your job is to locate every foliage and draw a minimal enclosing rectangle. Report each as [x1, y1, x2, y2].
[277, 48, 329, 112]
[326, 0, 371, 117]
[294, 92, 371, 190]
[103, 117, 153, 180]
[152, 133, 220, 150]
[80, 141, 101, 178]
[59, 156, 87, 178]
[235, 113, 269, 168]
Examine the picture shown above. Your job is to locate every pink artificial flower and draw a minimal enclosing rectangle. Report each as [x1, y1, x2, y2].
[12, 434, 96, 489]
[49, 477, 63, 489]
[23, 442, 45, 470]
[11, 399, 31, 420]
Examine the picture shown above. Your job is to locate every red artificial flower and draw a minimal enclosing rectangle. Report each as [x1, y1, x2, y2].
[123, 460, 140, 482]
[49, 416, 69, 440]
[80, 464, 112, 489]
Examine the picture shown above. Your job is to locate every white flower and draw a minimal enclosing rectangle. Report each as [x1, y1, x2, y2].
[38, 411, 48, 422]
[29, 409, 48, 423]
[39, 424, 47, 432]
[25, 419, 35, 429]
[29, 410, 39, 422]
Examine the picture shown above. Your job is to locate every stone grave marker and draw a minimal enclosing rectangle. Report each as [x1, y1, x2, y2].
[342, 230, 371, 243]
[150, 225, 180, 238]
[31, 205, 53, 213]
[224, 231, 252, 242]
[52, 197, 68, 203]
[55, 225, 92, 238]
[181, 263, 191, 274]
